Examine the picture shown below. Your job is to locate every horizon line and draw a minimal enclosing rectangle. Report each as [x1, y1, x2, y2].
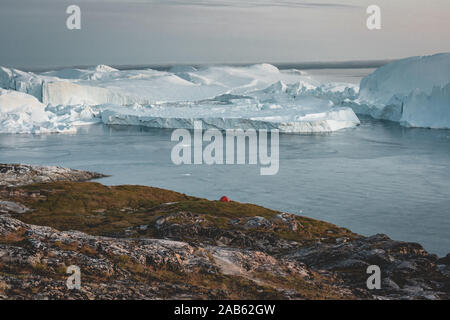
[9, 58, 397, 73]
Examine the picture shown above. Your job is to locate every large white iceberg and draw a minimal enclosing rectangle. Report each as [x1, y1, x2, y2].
[354, 53, 450, 128]
[100, 89, 360, 133]
[2, 53, 449, 133]
[0, 89, 75, 134]
[2, 55, 449, 133]
[0, 63, 360, 133]
[0, 67, 46, 101]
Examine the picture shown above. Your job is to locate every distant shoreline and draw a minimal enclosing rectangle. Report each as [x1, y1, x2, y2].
[14, 59, 394, 73]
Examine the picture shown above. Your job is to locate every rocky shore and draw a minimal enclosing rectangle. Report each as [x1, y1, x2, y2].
[0, 164, 106, 187]
[0, 164, 448, 300]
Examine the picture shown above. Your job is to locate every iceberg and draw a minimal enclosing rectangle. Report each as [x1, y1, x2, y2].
[354, 53, 450, 128]
[98, 77, 360, 133]
[401, 83, 450, 129]
[1, 54, 448, 133]
[0, 89, 75, 133]
[0, 63, 361, 134]
[99, 99, 360, 133]
[0, 67, 46, 101]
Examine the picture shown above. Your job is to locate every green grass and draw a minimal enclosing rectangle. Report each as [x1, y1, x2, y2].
[0, 181, 361, 299]
[6, 181, 357, 244]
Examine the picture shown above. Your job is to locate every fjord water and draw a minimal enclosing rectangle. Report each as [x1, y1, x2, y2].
[1, 118, 449, 256]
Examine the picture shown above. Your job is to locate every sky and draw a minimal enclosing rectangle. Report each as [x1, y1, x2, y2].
[0, 0, 449, 68]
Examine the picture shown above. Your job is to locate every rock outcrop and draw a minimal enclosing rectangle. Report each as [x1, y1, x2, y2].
[0, 164, 448, 300]
[0, 164, 106, 187]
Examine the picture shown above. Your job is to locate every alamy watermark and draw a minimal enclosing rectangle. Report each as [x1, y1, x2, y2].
[366, 5, 381, 30]
[66, 5, 81, 30]
[66, 265, 81, 290]
[65, 5, 380, 31]
[366, 265, 381, 290]
[64, 5, 382, 31]
[171, 121, 279, 176]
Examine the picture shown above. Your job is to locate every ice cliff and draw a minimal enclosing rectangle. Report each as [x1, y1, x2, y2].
[355, 53, 450, 129]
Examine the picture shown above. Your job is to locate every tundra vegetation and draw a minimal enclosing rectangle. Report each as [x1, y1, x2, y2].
[0, 164, 448, 300]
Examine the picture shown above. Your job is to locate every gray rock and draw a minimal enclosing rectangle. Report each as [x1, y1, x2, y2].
[0, 200, 29, 214]
[245, 216, 272, 229]
[0, 164, 106, 188]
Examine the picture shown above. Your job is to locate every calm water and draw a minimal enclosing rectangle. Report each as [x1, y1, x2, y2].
[0, 118, 449, 256]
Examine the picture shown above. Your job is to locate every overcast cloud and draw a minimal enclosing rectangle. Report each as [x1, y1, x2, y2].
[1, 0, 449, 68]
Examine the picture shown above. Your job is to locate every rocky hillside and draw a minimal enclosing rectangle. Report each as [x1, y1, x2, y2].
[0, 165, 448, 300]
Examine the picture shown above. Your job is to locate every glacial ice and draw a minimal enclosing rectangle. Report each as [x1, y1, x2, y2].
[96, 78, 360, 133]
[2, 54, 448, 134]
[0, 89, 75, 133]
[0, 67, 46, 101]
[400, 83, 450, 129]
[2, 53, 449, 133]
[0, 63, 361, 133]
[355, 53, 450, 129]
